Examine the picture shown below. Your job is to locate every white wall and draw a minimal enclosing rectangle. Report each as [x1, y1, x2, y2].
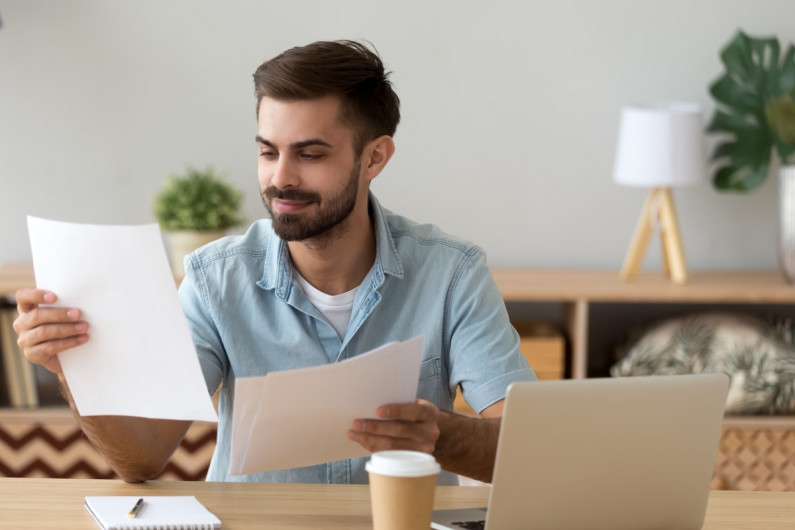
[1, 0, 794, 270]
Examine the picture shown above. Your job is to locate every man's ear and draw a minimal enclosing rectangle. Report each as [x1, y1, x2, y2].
[361, 135, 395, 182]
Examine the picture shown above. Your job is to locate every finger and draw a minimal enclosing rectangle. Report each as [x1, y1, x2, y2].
[347, 430, 435, 454]
[17, 320, 89, 349]
[377, 399, 437, 422]
[352, 418, 412, 439]
[15, 288, 57, 313]
[22, 334, 89, 367]
[14, 306, 83, 336]
[351, 417, 440, 445]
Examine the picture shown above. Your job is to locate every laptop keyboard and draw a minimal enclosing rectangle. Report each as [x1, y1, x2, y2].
[450, 520, 486, 530]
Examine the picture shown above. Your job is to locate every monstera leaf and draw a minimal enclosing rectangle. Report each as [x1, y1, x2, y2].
[767, 94, 795, 146]
[708, 30, 795, 192]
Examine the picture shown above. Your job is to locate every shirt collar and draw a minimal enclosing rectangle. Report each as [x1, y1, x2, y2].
[258, 191, 404, 298]
[370, 191, 404, 280]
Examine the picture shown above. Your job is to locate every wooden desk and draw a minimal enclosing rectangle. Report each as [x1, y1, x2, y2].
[0, 478, 488, 529]
[0, 478, 794, 529]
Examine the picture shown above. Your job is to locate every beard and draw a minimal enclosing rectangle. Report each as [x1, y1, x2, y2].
[261, 160, 361, 242]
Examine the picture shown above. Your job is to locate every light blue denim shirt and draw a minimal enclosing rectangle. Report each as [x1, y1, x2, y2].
[179, 193, 535, 484]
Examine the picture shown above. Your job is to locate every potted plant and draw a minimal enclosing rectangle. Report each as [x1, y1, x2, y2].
[154, 165, 244, 278]
[707, 30, 795, 280]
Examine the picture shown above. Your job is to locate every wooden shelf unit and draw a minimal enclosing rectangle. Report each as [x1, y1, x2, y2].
[491, 269, 795, 491]
[491, 269, 795, 381]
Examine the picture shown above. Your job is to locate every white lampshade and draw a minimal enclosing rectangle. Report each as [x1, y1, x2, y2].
[613, 103, 707, 187]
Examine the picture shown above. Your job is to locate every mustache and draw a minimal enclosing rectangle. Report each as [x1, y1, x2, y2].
[262, 187, 321, 202]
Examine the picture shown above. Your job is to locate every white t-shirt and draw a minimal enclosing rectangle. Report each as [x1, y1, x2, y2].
[293, 270, 358, 340]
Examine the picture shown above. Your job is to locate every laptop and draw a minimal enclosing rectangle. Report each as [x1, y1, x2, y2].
[432, 373, 729, 530]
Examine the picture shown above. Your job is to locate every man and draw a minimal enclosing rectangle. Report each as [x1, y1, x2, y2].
[14, 40, 535, 485]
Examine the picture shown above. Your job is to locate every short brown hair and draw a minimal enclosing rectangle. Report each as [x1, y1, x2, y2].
[253, 40, 401, 153]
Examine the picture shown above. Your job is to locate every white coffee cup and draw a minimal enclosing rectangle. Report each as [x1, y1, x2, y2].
[366, 451, 441, 530]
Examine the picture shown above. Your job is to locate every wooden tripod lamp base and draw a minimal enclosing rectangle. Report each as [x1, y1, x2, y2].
[620, 187, 688, 285]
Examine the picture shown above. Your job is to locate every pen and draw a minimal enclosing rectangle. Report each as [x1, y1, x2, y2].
[128, 498, 144, 519]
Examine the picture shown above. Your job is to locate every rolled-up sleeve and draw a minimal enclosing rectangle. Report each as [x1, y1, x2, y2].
[178, 260, 226, 395]
[446, 249, 537, 413]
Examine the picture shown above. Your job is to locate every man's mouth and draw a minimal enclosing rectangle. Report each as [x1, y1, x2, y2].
[263, 186, 320, 215]
[272, 198, 312, 214]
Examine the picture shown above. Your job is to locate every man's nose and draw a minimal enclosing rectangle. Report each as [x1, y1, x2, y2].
[270, 157, 299, 189]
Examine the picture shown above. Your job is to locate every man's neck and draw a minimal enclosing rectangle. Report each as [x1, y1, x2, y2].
[287, 207, 376, 296]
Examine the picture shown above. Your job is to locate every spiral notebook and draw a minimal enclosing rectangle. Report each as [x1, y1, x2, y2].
[85, 496, 221, 529]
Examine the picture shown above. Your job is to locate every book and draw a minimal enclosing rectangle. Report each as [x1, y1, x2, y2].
[84, 496, 221, 529]
[0, 306, 37, 408]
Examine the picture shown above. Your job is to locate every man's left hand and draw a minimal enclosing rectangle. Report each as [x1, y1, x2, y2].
[347, 398, 440, 454]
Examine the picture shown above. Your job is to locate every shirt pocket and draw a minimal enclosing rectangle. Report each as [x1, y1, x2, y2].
[416, 357, 441, 406]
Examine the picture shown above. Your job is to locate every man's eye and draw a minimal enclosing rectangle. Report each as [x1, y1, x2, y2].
[259, 151, 278, 159]
[300, 153, 323, 160]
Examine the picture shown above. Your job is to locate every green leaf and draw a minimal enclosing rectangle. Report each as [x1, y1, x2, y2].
[712, 162, 769, 192]
[743, 162, 770, 191]
[710, 125, 773, 170]
[709, 75, 761, 113]
[708, 30, 795, 192]
[706, 110, 755, 133]
[766, 95, 795, 147]
[779, 45, 795, 92]
[153, 166, 243, 231]
[713, 166, 737, 190]
[733, 126, 774, 167]
[748, 36, 780, 100]
[711, 141, 737, 161]
[720, 31, 753, 81]
[781, 143, 795, 165]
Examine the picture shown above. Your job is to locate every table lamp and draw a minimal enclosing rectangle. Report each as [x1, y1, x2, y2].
[613, 103, 706, 285]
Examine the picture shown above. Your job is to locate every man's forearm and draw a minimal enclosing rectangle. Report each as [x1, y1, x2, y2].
[59, 375, 191, 482]
[433, 411, 501, 483]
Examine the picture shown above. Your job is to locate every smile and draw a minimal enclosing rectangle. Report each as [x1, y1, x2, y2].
[272, 199, 312, 214]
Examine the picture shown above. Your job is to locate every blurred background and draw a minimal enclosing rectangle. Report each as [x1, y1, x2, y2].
[2, 0, 794, 270]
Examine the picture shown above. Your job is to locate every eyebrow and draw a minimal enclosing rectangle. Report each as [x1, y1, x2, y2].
[255, 136, 333, 150]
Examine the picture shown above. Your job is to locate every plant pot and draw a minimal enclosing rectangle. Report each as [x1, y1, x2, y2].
[166, 229, 227, 280]
[778, 165, 795, 283]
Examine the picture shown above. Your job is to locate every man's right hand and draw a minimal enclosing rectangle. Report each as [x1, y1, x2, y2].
[13, 288, 89, 374]
[12, 287, 190, 483]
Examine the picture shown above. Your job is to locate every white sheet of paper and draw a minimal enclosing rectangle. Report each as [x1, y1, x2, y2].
[230, 336, 423, 475]
[27, 216, 217, 422]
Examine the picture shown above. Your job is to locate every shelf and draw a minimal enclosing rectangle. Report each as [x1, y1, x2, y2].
[0, 406, 72, 424]
[721, 415, 795, 430]
[492, 269, 795, 303]
[0, 262, 34, 303]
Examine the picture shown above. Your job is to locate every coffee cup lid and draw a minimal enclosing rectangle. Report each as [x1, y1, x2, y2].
[365, 450, 441, 477]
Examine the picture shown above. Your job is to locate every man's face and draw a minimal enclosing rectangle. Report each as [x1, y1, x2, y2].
[257, 95, 365, 242]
